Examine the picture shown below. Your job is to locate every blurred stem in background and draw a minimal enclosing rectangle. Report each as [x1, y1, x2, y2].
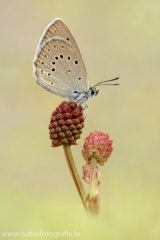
[63, 145, 100, 216]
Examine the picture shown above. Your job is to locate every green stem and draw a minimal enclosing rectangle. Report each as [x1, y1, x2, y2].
[63, 144, 86, 206]
[90, 157, 97, 200]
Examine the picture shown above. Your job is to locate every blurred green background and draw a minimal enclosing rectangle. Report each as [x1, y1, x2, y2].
[0, 0, 160, 239]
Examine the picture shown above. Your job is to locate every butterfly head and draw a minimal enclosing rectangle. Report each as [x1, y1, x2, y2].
[89, 87, 99, 98]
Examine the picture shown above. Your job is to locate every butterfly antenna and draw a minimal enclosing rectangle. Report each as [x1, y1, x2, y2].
[97, 83, 119, 86]
[93, 77, 119, 87]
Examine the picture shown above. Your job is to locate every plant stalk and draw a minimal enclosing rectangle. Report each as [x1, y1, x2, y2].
[63, 144, 86, 205]
[89, 156, 97, 200]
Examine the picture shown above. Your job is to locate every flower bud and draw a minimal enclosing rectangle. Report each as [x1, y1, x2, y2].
[82, 131, 113, 165]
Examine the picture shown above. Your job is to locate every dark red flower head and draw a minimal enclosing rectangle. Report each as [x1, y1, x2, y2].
[49, 101, 84, 147]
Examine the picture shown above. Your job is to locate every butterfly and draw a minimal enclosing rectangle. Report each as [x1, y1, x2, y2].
[33, 18, 119, 115]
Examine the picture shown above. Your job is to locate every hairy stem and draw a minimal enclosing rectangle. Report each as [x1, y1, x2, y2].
[89, 157, 97, 199]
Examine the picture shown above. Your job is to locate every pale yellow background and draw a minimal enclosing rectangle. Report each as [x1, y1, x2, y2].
[0, 0, 160, 239]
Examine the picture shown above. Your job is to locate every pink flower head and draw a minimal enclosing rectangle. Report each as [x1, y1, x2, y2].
[82, 131, 113, 166]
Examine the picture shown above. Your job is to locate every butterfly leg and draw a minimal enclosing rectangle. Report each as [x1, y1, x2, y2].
[77, 103, 88, 117]
[68, 98, 81, 113]
[84, 101, 89, 118]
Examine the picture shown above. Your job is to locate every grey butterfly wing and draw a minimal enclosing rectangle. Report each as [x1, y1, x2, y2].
[33, 37, 89, 99]
[33, 18, 89, 98]
[38, 18, 85, 58]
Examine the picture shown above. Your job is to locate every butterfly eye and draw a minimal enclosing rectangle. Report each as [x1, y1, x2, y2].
[91, 88, 95, 95]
